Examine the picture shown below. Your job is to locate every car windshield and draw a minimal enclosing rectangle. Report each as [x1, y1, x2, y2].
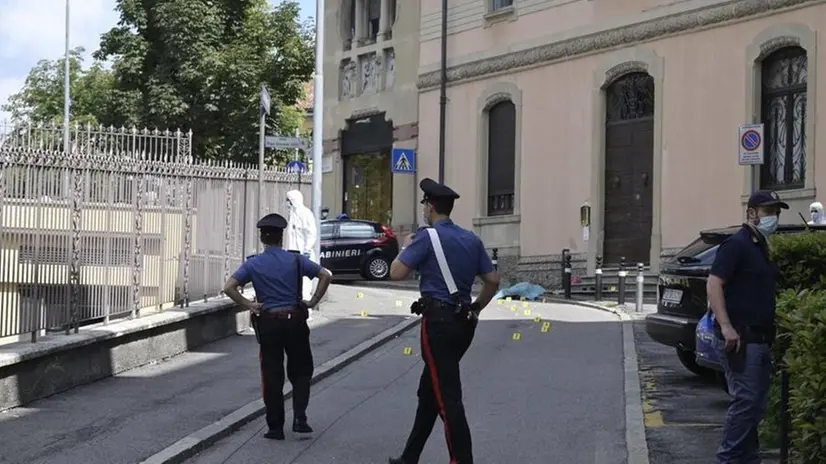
[673, 234, 729, 265]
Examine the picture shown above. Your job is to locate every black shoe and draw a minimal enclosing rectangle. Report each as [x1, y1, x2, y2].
[388, 458, 406, 464]
[292, 419, 313, 434]
[263, 429, 285, 440]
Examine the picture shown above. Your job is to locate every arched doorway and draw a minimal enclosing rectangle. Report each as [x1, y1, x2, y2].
[603, 72, 654, 266]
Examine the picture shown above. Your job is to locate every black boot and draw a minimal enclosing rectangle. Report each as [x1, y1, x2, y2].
[293, 418, 314, 434]
[263, 429, 285, 440]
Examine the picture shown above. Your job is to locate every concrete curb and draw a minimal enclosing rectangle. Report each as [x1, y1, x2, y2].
[545, 297, 651, 463]
[139, 316, 422, 464]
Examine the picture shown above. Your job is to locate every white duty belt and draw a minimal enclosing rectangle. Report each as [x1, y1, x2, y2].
[425, 228, 458, 297]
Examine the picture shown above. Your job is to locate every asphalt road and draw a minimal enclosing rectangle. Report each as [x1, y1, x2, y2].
[0, 286, 420, 464]
[186, 301, 627, 464]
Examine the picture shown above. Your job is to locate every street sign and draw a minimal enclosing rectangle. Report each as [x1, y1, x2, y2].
[286, 160, 307, 173]
[391, 148, 416, 174]
[260, 85, 271, 116]
[738, 123, 764, 165]
[265, 136, 308, 150]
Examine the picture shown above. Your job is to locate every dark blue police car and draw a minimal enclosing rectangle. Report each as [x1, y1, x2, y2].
[320, 219, 399, 280]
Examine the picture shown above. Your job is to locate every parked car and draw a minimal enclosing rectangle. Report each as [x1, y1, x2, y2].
[319, 218, 399, 280]
[645, 223, 825, 378]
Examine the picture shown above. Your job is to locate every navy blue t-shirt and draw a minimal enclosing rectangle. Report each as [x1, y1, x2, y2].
[232, 247, 322, 312]
[709, 227, 777, 327]
[399, 219, 494, 304]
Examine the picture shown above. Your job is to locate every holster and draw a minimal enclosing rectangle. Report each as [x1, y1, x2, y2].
[411, 296, 471, 322]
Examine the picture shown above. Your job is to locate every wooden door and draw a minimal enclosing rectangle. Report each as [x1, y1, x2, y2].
[603, 72, 655, 266]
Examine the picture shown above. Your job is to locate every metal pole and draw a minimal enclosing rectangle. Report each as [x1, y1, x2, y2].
[563, 253, 572, 300]
[617, 257, 627, 306]
[63, 0, 71, 154]
[437, 0, 448, 183]
[311, 0, 324, 263]
[257, 107, 265, 254]
[594, 256, 603, 301]
[780, 369, 790, 463]
[491, 248, 499, 272]
[635, 262, 644, 312]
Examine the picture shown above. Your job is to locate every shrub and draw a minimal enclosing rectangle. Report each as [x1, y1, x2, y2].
[758, 231, 826, 461]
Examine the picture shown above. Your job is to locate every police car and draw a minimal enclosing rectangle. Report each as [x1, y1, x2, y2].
[319, 219, 399, 280]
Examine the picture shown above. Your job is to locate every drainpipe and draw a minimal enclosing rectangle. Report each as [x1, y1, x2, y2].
[437, 0, 448, 183]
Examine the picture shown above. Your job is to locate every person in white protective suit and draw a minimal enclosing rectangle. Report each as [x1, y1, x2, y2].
[809, 201, 826, 225]
[285, 190, 319, 303]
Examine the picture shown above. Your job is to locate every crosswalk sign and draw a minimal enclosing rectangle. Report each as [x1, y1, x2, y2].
[391, 148, 416, 174]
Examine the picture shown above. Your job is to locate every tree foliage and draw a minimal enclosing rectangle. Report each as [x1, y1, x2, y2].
[4, 0, 314, 165]
[1, 47, 118, 127]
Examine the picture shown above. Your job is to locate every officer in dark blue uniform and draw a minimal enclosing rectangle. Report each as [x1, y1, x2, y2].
[388, 178, 501, 464]
[223, 213, 333, 440]
[707, 190, 786, 463]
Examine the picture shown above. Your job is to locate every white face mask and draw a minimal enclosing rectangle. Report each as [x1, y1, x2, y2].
[812, 211, 822, 223]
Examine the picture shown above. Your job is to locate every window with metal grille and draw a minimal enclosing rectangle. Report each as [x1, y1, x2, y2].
[492, 0, 514, 11]
[760, 46, 807, 190]
[487, 100, 516, 216]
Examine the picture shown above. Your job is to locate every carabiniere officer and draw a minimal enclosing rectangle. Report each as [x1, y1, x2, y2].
[388, 178, 501, 464]
[223, 213, 333, 440]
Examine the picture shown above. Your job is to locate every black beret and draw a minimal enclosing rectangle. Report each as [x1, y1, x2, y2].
[256, 213, 288, 230]
[419, 178, 460, 204]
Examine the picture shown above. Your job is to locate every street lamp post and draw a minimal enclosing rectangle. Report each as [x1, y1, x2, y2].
[63, 0, 71, 154]
[311, 0, 325, 262]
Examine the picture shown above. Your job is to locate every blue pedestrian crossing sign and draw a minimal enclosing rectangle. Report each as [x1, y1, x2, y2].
[391, 148, 416, 174]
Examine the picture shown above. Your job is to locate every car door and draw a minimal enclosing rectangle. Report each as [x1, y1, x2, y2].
[319, 222, 338, 270]
[336, 222, 377, 272]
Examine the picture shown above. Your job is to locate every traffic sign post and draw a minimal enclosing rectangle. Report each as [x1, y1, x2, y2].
[738, 123, 764, 165]
[391, 148, 416, 174]
[265, 136, 310, 151]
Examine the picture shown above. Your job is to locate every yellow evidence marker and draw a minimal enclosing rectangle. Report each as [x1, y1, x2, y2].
[541, 322, 551, 333]
[522, 301, 530, 308]
[497, 299, 503, 305]
[513, 332, 521, 341]
[403, 347, 413, 355]
[360, 310, 369, 317]
[395, 300, 403, 307]
[534, 316, 542, 323]
[356, 292, 364, 299]
[505, 297, 512, 302]
[511, 305, 518, 312]
[523, 309, 532, 316]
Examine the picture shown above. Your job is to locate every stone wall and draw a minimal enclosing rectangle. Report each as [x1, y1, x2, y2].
[514, 252, 587, 290]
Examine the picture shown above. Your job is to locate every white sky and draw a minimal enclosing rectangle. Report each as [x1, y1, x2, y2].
[0, 0, 315, 121]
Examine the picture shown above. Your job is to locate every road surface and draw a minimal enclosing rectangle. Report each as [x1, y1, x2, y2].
[187, 301, 627, 464]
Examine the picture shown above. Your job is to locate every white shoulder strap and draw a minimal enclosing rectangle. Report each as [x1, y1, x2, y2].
[425, 228, 458, 296]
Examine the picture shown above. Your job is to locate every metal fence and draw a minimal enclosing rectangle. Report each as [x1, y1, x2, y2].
[0, 123, 310, 343]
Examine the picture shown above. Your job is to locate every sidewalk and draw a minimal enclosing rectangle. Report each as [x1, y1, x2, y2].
[0, 285, 421, 464]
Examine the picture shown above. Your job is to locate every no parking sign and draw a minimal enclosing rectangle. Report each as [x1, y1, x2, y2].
[738, 123, 764, 165]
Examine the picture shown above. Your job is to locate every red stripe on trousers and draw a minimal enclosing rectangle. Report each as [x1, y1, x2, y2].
[421, 317, 459, 464]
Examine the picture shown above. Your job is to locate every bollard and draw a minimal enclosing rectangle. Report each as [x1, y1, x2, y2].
[563, 253, 573, 299]
[617, 257, 627, 306]
[594, 256, 603, 301]
[780, 369, 790, 464]
[635, 263, 644, 312]
[560, 248, 570, 290]
[492, 248, 499, 272]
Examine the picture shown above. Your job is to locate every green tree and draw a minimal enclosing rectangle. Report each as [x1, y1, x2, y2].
[2, 47, 121, 127]
[95, 0, 315, 164]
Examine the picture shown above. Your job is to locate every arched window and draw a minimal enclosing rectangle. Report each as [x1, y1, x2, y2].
[761, 47, 808, 190]
[487, 100, 516, 216]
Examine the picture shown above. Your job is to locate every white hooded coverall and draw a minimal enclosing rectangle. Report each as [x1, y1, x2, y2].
[809, 202, 826, 225]
[285, 190, 318, 301]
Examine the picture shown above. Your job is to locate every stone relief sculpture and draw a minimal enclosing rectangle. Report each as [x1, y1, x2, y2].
[360, 53, 378, 95]
[340, 60, 356, 99]
[384, 48, 395, 90]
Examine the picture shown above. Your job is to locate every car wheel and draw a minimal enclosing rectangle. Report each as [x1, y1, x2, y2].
[365, 255, 390, 280]
[716, 372, 730, 395]
[676, 347, 716, 378]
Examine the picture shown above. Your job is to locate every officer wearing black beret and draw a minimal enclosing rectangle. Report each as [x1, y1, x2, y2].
[223, 213, 333, 440]
[388, 178, 501, 464]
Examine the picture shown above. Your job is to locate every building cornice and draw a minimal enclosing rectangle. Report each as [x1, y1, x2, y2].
[417, 0, 822, 90]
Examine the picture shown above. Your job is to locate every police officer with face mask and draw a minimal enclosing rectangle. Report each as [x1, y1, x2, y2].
[387, 178, 501, 464]
[706, 190, 787, 464]
[223, 213, 333, 441]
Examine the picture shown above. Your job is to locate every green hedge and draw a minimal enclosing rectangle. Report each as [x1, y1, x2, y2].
[759, 231, 826, 462]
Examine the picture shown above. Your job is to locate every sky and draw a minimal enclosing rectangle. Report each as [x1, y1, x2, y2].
[0, 0, 316, 121]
